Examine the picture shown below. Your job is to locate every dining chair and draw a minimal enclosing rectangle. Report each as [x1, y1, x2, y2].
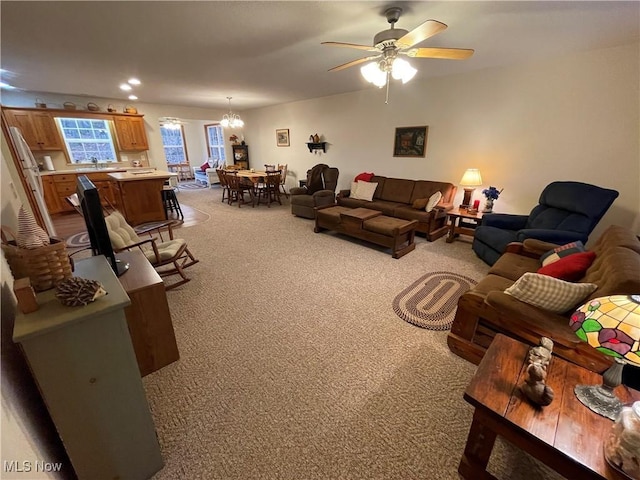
[226, 171, 254, 208]
[257, 171, 282, 207]
[105, 210, 199, 290]
[277, 163, 289, 198]
[217, 169, 231, 204]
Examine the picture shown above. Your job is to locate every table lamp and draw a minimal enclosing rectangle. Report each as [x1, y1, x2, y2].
[569, 294, 640, 420]
[459, 169, 483, 209]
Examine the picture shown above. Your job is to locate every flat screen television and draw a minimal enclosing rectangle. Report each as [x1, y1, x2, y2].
[76, 175, 129, 276]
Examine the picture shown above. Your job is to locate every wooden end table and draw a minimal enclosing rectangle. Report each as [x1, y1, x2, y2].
[446, 207, 483, 243]
[459, 334, 640, 480]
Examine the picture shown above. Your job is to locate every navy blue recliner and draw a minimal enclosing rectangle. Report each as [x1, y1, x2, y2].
[472, 181, 619, 266]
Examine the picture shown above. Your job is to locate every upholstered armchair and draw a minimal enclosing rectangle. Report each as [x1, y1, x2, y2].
[472, 181, 619, 266]
[290, 164, 339, 219]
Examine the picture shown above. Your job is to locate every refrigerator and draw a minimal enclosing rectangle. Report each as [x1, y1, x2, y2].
[8, 126, 57, 237]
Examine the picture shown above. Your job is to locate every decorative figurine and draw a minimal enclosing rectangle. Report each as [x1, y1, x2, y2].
[55, 277, 107, 307]
[528, 336, 554, 367]
[521, 363, 555, 406]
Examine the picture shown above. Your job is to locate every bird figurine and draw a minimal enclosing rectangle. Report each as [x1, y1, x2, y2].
[55, 277, 107, 307]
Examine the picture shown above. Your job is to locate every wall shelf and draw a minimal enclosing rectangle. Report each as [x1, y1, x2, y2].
[306, 142, 327, 153]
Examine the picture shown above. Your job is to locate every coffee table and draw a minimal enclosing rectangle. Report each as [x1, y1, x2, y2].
[460, 334, 639, 480]
[315, 206, 417, 258]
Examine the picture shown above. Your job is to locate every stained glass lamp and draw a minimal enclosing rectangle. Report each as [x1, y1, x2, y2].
[569, 294, 640, 420]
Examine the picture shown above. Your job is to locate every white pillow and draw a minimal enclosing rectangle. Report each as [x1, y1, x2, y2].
[351, 181, 377, 201]
[504, 272, 597, 314]
[350, 181, 360, 198]
[425, 191, 442, 212]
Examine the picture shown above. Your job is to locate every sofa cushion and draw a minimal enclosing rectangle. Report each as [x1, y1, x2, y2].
[379, 178, 415, 204]
[489, 252, 541, 282]
[425, 191, 442, 212]
[537, 250, 596, 281]
[369, 176, 387, 199]
[412, 198, 428, 209]
[200, 161, 210, 172]
[505, 272, 597, 314]
[393, 205, 433, 223]
[351, 181, 377, 201]
[540, 241, 585, 266]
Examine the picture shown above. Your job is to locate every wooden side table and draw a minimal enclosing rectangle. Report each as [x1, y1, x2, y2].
[459, 334, 640, 480]
[446, 207, 483, 243]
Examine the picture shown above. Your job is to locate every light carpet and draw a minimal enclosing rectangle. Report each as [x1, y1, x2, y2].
[145, 188, 562, 480]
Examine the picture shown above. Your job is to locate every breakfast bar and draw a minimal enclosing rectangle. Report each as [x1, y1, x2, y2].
[109, 170, 171, 225]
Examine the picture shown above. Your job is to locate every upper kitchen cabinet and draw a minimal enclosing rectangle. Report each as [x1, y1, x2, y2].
[114, 116, 148, 151]
[3, 109, 63, 151]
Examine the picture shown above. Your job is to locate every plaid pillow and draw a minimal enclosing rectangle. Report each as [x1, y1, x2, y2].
[540, 241, 585, 267]
[505, 272, 597, 314]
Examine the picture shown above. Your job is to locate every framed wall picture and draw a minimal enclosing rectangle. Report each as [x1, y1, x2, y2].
[276, 129, 290, 147]
[393, 126, 428, 158]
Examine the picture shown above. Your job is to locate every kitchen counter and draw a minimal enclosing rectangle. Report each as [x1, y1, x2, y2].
[40, 167, 158, 176]
[108, 170, 171, 182]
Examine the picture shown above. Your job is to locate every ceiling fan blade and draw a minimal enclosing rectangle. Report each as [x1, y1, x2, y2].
[328, 56, 379, 72]
[396, 19, 447, 49]
[407, 47, 474, 60]
[321, 42, 378, 52]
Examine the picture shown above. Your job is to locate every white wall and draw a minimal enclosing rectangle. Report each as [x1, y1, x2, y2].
[243, 42, 640, 238]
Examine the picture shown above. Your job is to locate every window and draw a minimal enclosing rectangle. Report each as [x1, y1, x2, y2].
[161, 125, 189, 165]
[57, 118, 117, 164]
[205, 124, 226, 165]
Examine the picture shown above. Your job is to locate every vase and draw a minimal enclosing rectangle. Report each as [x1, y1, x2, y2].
[483, 198, 494, 213]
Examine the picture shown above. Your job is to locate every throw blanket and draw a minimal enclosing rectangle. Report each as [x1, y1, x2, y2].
[306, 163, 328, 194]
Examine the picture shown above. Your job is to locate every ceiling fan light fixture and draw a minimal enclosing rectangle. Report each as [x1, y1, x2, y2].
[220, 97, 244, 128]
[361, 62, 387, 88]
[391, 58, 417, 84]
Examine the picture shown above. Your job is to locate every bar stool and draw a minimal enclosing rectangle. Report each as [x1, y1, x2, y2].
[162, 186, 183, 220]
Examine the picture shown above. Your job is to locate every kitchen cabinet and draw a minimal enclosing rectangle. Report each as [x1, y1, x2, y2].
[232, 144, 249, 169]
[114, 116, 148, 151]
[13, 256, 164, 480]
[3, 109, 63, 151]
[41, 175, 61, 213]
[43, 171, 121, 215]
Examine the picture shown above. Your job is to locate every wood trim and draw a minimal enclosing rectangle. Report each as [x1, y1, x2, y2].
[1, 105, 144, 118]
[0, 110, 47, 230]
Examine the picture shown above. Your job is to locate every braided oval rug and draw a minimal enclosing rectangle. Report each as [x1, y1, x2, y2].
[392, 271, 477, 330]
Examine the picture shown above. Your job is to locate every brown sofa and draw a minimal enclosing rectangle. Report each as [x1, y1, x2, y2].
[447, 224, 640, 373]
[337, 176, 456, 241]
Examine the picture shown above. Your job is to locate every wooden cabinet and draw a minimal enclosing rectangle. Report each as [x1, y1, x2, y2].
[3, 109, 63, 151]
[114, 116, 148, 151]
[13, 256, 164, 480]
[116, 250, 179, 376]
[232, 144, 249, 169]
[52, 174, 77, 213]
[41, 175, 62, 213]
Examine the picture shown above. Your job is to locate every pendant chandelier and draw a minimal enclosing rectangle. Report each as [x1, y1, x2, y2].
[220, 96, 244, 128]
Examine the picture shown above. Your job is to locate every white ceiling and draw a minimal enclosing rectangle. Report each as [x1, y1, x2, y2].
[1, 1, 638, 111]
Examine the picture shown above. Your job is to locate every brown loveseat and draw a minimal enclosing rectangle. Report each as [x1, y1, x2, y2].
[447, 225, 640, 373]
[337, 176, 456, 241]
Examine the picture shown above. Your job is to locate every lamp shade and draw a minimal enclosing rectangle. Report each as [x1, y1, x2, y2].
[459, 169, 483, 187]
[570, 295, 640, 366]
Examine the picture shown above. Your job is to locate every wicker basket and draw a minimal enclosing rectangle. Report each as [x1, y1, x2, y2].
[1, 227, 73, 292]
[87, 102, 100, 112]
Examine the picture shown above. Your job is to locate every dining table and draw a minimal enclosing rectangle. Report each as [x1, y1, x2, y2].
[234, 170, 268, 205]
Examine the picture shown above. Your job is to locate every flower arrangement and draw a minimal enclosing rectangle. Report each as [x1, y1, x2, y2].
[482, 186, 503, 200]
[229, 134, 239, 144]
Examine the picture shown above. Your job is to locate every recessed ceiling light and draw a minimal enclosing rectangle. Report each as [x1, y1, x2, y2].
[128, 95, 138, 100]
[120, 83, 132, 91]
[128, 78, 141, 86]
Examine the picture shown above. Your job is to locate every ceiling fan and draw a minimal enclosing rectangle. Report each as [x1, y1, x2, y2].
[322, 7, 474, 99]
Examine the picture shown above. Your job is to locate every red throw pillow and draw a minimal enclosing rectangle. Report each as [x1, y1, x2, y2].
[354, 172, 374, 182]
[537, 251, 596, 281]
[200, 161, 210, 172]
